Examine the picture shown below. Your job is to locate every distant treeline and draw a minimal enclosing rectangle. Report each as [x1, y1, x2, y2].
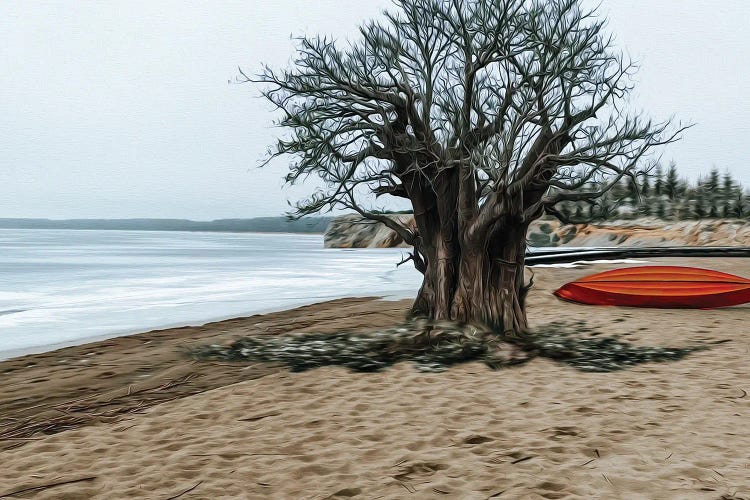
[0, 217, 333, 233]
[366, 165, 749, 222]
[556, 164, 749, 221]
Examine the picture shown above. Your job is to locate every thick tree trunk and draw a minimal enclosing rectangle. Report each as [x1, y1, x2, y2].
[407, 169, 460, 323]
[410, 219, 530, 335]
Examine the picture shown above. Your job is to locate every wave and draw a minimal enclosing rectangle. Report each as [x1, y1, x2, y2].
[0, 309, 25, 317]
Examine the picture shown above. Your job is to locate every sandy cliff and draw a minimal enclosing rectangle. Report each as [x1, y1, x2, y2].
[324, 214, 750, 248]
[324, 214, 417, 248]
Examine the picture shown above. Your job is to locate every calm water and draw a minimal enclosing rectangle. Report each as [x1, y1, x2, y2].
[0, 229, 423, 359]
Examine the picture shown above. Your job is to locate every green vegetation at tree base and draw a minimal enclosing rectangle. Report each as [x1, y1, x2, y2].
[192, 320, 709, 373]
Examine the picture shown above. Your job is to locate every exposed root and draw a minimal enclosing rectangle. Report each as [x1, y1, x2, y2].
[512, 321, 712, 372]
[192, 319, 530, 373]
[192, 320, 713, 373]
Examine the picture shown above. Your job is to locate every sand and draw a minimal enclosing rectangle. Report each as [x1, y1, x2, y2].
[1, 258, 749, 499]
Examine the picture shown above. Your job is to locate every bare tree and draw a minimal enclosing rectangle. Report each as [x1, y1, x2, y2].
[247, 0, 686, 334]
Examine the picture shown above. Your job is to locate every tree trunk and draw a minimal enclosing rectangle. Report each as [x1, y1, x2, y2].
[410, 219, 530, 335]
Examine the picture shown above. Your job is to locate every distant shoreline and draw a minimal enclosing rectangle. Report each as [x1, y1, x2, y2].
[0, 216, 333, 234]
[0, 227, 324, 236]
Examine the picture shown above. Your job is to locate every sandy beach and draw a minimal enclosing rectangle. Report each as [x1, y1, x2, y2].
[1, 257, 749, 499]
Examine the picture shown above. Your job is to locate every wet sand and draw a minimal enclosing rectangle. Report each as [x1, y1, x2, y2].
[1, 258, 749, 498]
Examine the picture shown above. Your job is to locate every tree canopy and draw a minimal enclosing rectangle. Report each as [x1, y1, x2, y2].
[248, 0, 686, 332]
[251, 0, 683, 235]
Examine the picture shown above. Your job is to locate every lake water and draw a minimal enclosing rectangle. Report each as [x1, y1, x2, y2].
[0, 229, 423, 359]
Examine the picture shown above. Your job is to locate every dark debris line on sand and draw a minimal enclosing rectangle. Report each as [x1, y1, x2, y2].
[193, 321, 511, 373]
[518, 321, 717, 372]
[191, 320, 715, 373]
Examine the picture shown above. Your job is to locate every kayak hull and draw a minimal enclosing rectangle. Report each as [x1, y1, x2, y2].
[554, 266, 750, 309]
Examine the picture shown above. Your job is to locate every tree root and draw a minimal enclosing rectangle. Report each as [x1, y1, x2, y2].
[191, 320, 714, 373]
[509, 321, 713, 372]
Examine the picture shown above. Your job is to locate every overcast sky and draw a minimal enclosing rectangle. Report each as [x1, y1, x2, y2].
[2, 1, 749, 219]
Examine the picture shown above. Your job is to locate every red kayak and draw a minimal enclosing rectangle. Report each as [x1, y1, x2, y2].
[554, 266, 750, 309]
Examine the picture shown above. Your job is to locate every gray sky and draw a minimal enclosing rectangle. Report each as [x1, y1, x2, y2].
[2, 1, 749, 219]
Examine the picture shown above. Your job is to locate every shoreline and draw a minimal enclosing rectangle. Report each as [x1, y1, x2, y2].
[1, 229, 424, 358]
[1, 256, 645, 361]
[0, 227, 326, 236]
[0, 297, 411, 448]
[0, 293, 416, 362]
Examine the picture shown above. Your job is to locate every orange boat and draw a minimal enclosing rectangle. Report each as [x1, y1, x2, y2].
[554, 266, 750, 309]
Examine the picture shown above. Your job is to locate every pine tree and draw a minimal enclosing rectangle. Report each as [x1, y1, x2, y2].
[677, 177, 689, 199]
[665, 162, 679, 200]
[641, 175, 651, 197]
[627, 176, 639, 206]
[735, 191, 747, 219]
[706, 167, 720, 217]
[721, 170, 736, 218]
[722, 170, 735, 199]
[654, 164, 664, 196]
[656, 199, 666, 218]
[707, 167, 720, 192]
[693, 191, 706, 219]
